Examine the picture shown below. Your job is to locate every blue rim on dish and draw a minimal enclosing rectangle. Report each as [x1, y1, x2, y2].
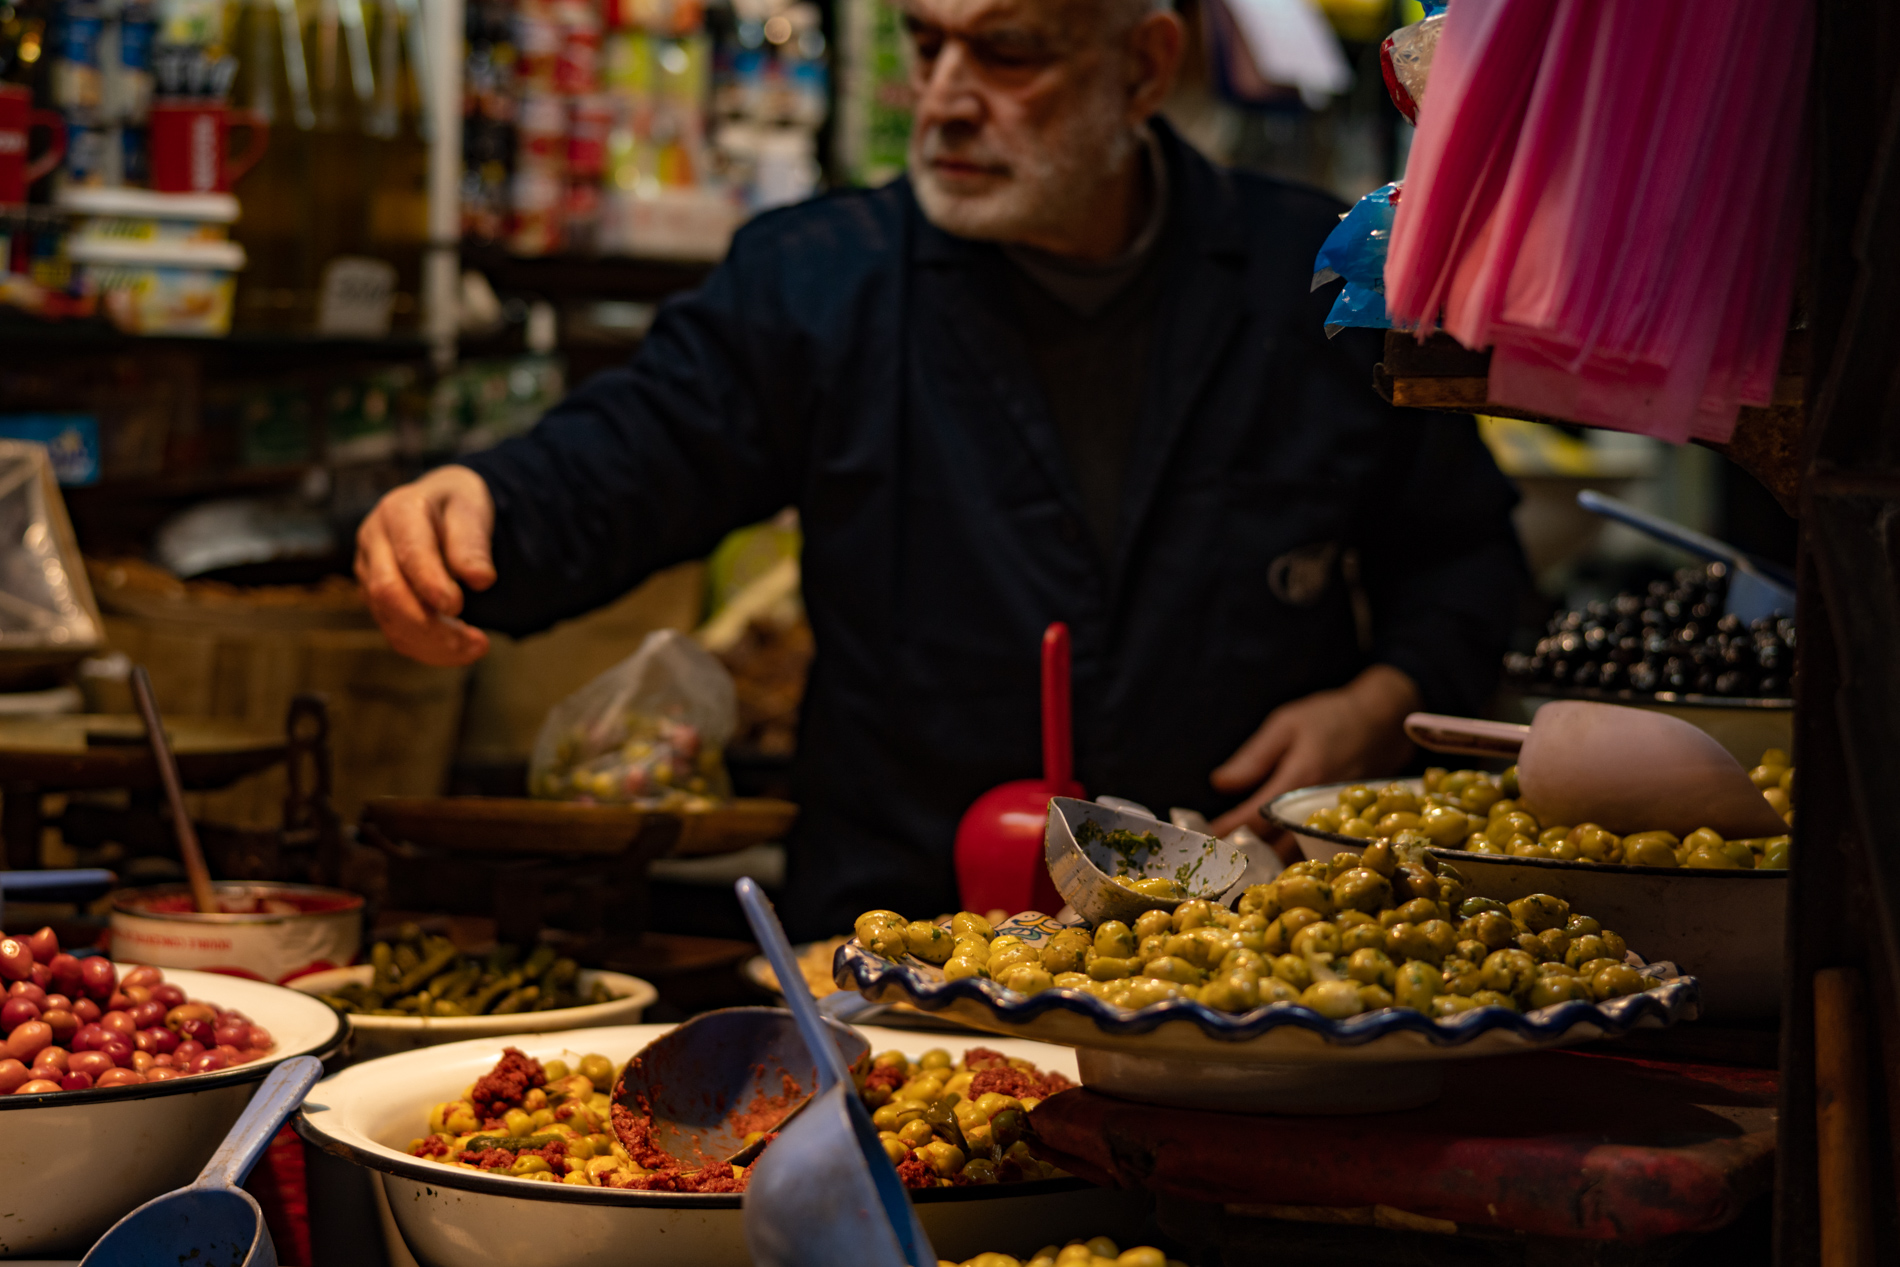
[833, 915, 1700, 1050]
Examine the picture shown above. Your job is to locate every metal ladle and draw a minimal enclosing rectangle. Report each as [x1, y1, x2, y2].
[736, 878, 937, 1267]
[80, 1056, 324, 1267]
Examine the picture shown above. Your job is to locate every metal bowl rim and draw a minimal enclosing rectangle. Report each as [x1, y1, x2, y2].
[1265, 780, 1790, 882]
[108, 881, 367, 924]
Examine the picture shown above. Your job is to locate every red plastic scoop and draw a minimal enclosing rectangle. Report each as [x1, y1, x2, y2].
[952, 623, 1085, 915]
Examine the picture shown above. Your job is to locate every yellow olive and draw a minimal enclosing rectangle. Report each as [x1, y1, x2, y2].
[1290, 921, 1342, 959]
[905, 921, 955, 964]
[1093, 921, 1136, 959]
[1133, 909, 1174, 940]
[1274, 874, 1335, 917]
[1341, 784, 1377, 813]
[1624, 831, 1682, 868]
[1394, 960, 1439, 1011]
[1481, 949, 1537, 997]
[1528, 976, 1594, 1009]
[1346, 947, 1397, 989]
[1590, 964, 1645, 1000]
[1331, 868, 1394, 914]
[1376, 811, 1423, 835]
[1299, 980, 1365, 1019]
[1271, 954, 1314, 991]
[1237, 884, 1281, 919]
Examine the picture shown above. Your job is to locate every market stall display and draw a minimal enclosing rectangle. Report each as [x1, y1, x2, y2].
[0, 964, 345, 1257]
[108, 882, 363, 983]
[296, 1023, 1137, 1267]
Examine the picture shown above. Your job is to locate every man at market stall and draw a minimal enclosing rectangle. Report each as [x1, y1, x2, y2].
[356, 0, 1528, 937]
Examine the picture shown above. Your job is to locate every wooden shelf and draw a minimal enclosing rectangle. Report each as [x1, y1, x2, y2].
[460, 242, 716, 302]
[1375, 330, 1807, 513]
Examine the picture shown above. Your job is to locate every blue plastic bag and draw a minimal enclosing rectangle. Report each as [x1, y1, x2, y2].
[1312, 181, 1400, 337]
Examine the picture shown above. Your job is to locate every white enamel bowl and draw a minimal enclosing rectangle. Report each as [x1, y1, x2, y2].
[296, 1023, 1143, 1267]
[1269, 779, 1788, 1020]
[0, 965, 346, 1258]
[288, 965, 658, 1062]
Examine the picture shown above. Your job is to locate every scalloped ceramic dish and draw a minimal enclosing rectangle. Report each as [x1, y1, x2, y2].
[1267, 778, 1785, 1021]
[834, 915, 1698, 1113]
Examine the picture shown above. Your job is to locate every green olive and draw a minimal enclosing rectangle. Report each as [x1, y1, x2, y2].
[1570, 824, 1620, 863]
[1461, 910, 1517, 951]
[1172, 900, 1216, 931]
[1221, 947, 1268, 976]
[1421, 805, 1472, 847]
[1093, 921, 1136, 959]
[1346, 947, 1397, 989]
[1274, 874, 1335, 917]
[1624, 831, 1682, 868]
[1527, 975, 1593, 1009]
[1358, 983, 1395, 1011]
[944, 955, 988, 981]
[1290, 921, 1342, 959]
[1590, 964, 1645, 1000]
[1394, 960, 1439, 1011]
[1199, 971, 1261, 1013]
[1271, 954, 1314, 991]
[1086, 955, 1140, 981]
[1133, 909, 1173, 940]
[1331, 867, 1394, 914]
[1357, 840, 1398, 877]
[1565, 935, 1607, 968]
[1481, 949, 1537, 997]
[905, 921, 955, 964]
[1392, 864, 1442, 905]
[1372, 784, 1421, 818]
[1341, 784, 1377, 813]
[1260, 976, 1301, 1004]
[1762, 836, 1791, 869]
[998, 964, 1055, 995]
[1342, 921, 1388, 953]
[1507, 894, 1570, 934]
[1600, 930, 1627, 960]
[1459, 782, 1503, 814]
[1237, 884, 1281, 919]
[1468, 989, 1518, 1012]
[542, 1059, 571, 1083]
[1142, 956, 1203, 985]
[1684, 846, 1744, 869]
[950, 912, 994, 941]
[1299, 980, 1365, 1019]
[1455, 938, 1489, 964]
[1432, 994, 1478, 1017]
[1458, 897, 1507, 920]
[1339, 818, 1377, 840]
[1118, 978, 1188, 1008]
[1536, 928, 1570, 961]
[578, 1054, 616, 1092]
[1376, 811, 1423, 836]
[989, 941, 1041, 975]
[1499, 765, 1520, 798]
[1564, 914, 1601, 939]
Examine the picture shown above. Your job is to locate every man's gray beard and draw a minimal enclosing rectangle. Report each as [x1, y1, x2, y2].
[909, 108, 1139, 247]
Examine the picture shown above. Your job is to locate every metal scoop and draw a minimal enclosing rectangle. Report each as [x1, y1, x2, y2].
[1044, 796, 1248, 926]
[736, 878, 937, 1267]
[1404, 700, 1789, 840]
[610, 1006, 869, 1170]
[1577, 490, 1795, 626]
[81, 1056, 324, 1267]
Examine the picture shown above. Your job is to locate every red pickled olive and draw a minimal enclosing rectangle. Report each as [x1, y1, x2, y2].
[189, 1049, 231, 1074]
[0, 1058, 28, 1093]
[135, 1027, 179, 1054]
[165, 1002, 215, 1032]
[5, 1019, 52, 1062]
[30, 1045, 68, 1076]
[177, 1019, 214, 1045]
[96, 1068, 145, 1087]
[1, 997, 40, 1032]
[0, 937, 33, 982]
[70, 1023, 108, 1051]
[7, 980, 46, 1004]
[173, 1039, 205, 1062]
[123, 985, 152, 1006]
[98, 1036, 134, 1067]
[100, 1010, 138, 1038]
[48, 953, 84, 994]
[41, 1009, 77, 1041]
[17, 1078, 62, 1094]
[212, 1023, 249, 1048]
[246, 1026, 274, 1051]
[122, 966, 162, 989]
[80, 957, 116, 1001]
[213, 1044, 241, 1063]
[146, 1067, 181, 1081]
[150, 983, 186, 1007]
[131, 1050, 156, 1072]
[106, 992, 134, 1013]
[42, 992, 70, 1011]
[130, 1001, 166, 1029]
[68, 1050, 116, 1079]
[151, 1052, 175, 1068]
[24, 927, 58, 962]
[29, 963, 50, 988]
[59, 1070, 94, 1091]
[73, 998, 101, 1023]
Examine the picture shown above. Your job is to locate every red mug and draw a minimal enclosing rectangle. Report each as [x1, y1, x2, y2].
[149, 99, 268, 193]
[0, 84, 66, 205]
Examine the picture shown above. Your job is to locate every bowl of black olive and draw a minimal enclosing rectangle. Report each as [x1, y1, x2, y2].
[1501, 563, 1791, 763]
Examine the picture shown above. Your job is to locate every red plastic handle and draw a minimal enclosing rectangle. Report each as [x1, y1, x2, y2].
[1041, 622, 1072, 789]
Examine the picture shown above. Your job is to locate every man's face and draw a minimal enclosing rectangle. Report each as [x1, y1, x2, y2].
[903, 0, 1144, 251]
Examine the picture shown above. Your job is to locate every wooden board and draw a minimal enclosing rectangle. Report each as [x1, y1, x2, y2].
[360, 794, 798, 860]
[0, 713, 285, 789]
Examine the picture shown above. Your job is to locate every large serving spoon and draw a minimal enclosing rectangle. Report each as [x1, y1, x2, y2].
[1404, 700, 1788, 840]
[131, 665, 219, 915]
[737, 878, 937, 1267]
[80, 1056, 323, 1267]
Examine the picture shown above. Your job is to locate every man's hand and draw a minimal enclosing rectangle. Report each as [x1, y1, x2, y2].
[355, 465, 498, 667]
[1208, 665, 1422, 839]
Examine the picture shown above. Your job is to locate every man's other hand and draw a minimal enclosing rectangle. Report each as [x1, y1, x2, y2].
[1208, 664, 1422, 841]
[356, 465, 497, 667]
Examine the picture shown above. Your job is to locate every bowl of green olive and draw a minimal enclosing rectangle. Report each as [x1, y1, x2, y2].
[1267, 756, 1795, 1020]
[837, 850, 1697, 1114]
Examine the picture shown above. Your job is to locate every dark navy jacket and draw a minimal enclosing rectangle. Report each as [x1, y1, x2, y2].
[462, 125, 1528, 939]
